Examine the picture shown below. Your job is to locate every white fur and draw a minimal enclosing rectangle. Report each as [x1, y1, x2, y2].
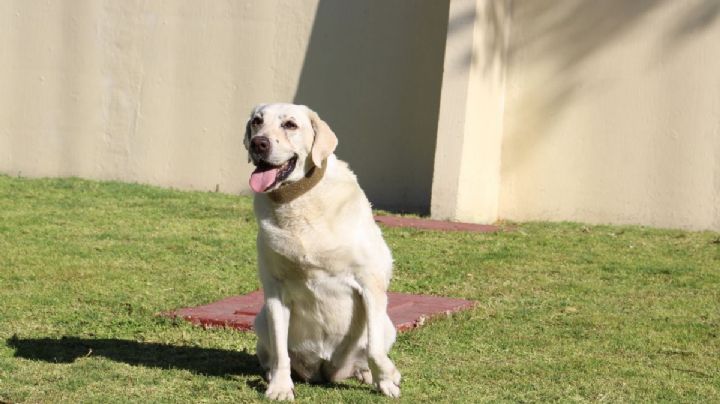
[246, 104, 401, 400]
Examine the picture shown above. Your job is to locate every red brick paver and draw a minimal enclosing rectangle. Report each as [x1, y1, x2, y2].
[165, 291, 476, 332]
[373, 215, 502, 232]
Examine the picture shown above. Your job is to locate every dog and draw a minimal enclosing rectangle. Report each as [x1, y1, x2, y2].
[243, 103, 401, 400]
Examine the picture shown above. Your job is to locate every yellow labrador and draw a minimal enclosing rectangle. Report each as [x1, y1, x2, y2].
[244, 103, 401, 400]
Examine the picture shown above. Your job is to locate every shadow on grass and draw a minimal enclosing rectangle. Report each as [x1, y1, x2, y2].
[6, 336, 371, 395]
[6, 336, 262, 378]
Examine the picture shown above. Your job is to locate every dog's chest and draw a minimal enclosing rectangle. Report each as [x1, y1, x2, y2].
[258, 211, 354, 274]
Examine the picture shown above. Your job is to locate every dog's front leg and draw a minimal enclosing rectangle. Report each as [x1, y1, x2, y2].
[357, 275, 401, 398]
[263, 288, 294, 401]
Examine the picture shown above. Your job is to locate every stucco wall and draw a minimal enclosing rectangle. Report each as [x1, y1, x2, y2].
[5, 0, 719, 230]
[499, 0, 720, 230]
[294, 0, 448, 213]
[0, 0, 447, 213]
[0, 0, 315, 194]
[431, 0, 510, 224]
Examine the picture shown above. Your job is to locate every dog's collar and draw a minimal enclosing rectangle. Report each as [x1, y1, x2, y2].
[267, 161, 327, 204]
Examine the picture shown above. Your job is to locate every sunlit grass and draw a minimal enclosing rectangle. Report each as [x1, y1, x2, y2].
[1, 175, 718, 402]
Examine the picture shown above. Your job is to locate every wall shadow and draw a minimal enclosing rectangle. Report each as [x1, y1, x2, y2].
[293, 0, 450, 214]
[7, 336, 261, 377]
[496, 0, 720, 174]
[664, 0, 720, 50]
[500, 0, 669, 172]
[486, 0, 720, 226]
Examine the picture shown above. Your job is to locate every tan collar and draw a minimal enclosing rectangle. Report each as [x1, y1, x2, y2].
[267, 162, 327, 204]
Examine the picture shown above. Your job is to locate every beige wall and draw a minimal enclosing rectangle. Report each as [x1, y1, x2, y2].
[0, 0, 447, 213]
[500, 0, 720, 231]
[0, 0, 317, 194]
[432, 0, 720, 231]
[432, 0, 510, 223]
[4, 0, 720, 230]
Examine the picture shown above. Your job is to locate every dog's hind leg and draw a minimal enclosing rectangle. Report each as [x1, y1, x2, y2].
[322, 292, 371, 383]
[353, 314, 396, 385]
[356, 274, 401, 398]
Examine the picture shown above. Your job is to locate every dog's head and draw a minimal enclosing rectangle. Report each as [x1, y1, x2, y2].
[244, 103, 338, 193]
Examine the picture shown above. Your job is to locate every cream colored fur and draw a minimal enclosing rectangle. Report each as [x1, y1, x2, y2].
[244, 104, 401, 400]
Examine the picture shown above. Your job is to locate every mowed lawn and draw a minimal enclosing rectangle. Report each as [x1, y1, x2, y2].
[0, 175, 718, 403]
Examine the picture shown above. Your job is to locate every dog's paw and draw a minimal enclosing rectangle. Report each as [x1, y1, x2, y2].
[376, 378, 401, 398]
[390, 366, 402, 386]
[375, 364, 401, 398]
[354, 368, 373, 385]
[369, 357, 401, 398]
[265, 378, 295, 401]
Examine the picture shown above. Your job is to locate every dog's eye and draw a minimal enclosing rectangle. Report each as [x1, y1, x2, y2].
[251, 116, 263, 126]
[281, 120, 298, 130]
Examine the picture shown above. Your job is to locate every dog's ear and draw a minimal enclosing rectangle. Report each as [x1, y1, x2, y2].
[307, 108, 338, 168]
[244, 119, 252, 163]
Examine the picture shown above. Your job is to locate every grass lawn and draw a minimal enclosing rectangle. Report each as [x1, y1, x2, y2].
[1, 175, 719, 403]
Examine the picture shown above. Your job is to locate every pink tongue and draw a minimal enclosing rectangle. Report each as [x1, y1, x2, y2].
[249, 167, 280, 193]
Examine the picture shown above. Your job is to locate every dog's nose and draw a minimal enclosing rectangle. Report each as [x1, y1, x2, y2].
[250, 136, 271, 157]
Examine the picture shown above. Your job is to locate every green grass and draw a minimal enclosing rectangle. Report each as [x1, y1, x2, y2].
[1, 175, 718, 403]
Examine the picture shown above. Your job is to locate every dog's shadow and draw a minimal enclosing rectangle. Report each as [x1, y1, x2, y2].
[6, 335, 262, 378]
[6, 336, 368, 394]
